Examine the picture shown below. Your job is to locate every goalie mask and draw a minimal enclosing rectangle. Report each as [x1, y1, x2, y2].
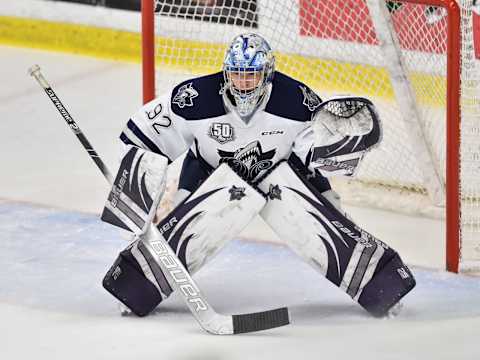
[223, 33, 275, 121]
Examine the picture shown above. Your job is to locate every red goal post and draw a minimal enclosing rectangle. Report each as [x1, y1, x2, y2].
[142, 0, 156, 104]
[141, 0, 478, 273]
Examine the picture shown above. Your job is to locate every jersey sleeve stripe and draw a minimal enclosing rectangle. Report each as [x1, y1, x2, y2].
[121, 127, 149, 150]
[120, 132, 136, 146]
[126, 119, 163, 155]
[122, 122, 172, 163]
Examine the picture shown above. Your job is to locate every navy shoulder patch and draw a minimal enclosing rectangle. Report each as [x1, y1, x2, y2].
[265, 72, 322, 122]
[171, 72, 227, 120]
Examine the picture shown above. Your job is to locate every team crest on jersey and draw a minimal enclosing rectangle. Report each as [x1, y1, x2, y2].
[218, 140, 276, 180]
[173, 83, 199, 108]
[209, 122, 235, 144]
[299, 85, 321, 111]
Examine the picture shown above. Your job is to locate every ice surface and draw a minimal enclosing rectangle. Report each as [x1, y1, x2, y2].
[1, 45, 479, 360]
[1, 201, 480, 360]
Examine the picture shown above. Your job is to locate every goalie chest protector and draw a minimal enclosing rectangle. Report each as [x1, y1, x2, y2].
[170, 71, 322, 182]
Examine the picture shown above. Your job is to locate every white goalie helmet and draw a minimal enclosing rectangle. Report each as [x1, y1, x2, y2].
[223, 33, 275, 119]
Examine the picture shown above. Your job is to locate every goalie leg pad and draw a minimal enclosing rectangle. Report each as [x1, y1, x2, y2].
[357, 252, 415, 317]
[257, 161, 415, 317]
[103, 241, 165, 317]
[101, 145, 168, 234]
[104, 164, 266, 315]
[156, 163, 266, 273]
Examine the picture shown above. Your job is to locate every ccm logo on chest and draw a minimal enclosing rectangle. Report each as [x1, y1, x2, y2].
[261, 130, 284, 136]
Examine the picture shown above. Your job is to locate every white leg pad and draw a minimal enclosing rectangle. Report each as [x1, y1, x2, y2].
[257, 161, 388, 297]
[257, 162, 416, 318]
[157, 163, 266, 274]
[102, 145, 168, 234]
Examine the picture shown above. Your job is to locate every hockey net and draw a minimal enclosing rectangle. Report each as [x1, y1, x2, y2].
[142, 0, 480, 273]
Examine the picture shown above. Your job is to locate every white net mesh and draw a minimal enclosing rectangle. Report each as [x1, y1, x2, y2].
[151, 0, 480, 270]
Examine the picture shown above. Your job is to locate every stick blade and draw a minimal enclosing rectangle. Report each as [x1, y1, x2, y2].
[232, 307, 289, 334]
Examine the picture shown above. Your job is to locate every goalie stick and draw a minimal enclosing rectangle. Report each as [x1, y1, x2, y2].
[29, 64, 289, 335]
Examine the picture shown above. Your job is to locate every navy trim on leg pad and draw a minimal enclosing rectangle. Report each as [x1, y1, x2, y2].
[357, 253, 416, 317]
[102, 251, 163, 317]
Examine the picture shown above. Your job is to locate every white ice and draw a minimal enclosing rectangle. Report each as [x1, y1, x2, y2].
[0, 45, 479, 360]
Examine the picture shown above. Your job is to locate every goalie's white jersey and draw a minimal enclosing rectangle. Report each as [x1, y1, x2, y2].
[120, 71, 322, 182]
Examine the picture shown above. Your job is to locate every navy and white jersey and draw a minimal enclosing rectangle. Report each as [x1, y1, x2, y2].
[120, 71, 323, 183]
